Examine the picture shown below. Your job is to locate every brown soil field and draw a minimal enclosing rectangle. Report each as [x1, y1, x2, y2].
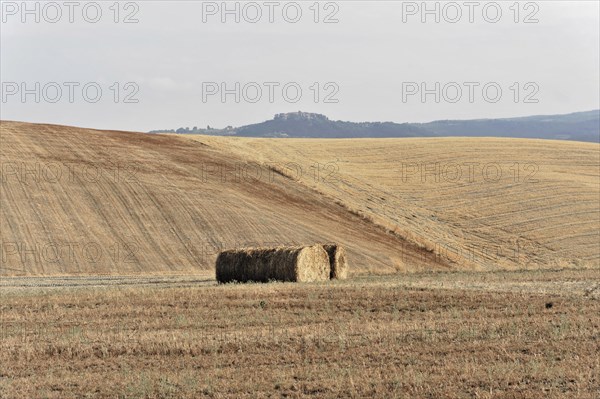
[1, 121, 599, 398]
[190, 135, 600, 271]
[0, 121, 445, 276]
[2, 121, 598, 275]
[1, 269, 599, 398]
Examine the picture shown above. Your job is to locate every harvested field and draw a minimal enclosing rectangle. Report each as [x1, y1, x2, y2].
[1, 269, 599, 398]
[0, 121, 446, 276]
[2, 121, 598, 276]
[192, 135, 600, 271]
[2, 121, 598, 398]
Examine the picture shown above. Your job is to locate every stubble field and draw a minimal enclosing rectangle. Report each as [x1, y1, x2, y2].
[192, 135, 600, 272]
[1, 121, 599, 398]
[1, 269, 599, 398]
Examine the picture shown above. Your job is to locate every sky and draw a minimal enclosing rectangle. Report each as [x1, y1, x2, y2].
[1, 1, 599, 131]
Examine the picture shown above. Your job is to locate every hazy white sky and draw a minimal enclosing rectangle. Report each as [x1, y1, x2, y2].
[1, 1, 599, 131]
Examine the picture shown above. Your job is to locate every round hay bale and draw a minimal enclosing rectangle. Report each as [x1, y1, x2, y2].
[216, 245, 330, 283]
[323, 244, 349, 280]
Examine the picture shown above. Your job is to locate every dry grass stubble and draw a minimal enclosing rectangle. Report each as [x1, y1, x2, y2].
[1, 269, 599, 398]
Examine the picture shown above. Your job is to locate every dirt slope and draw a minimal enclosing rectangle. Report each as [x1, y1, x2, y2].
[188, 135, 600, 271]
[0, 121, 445, 276]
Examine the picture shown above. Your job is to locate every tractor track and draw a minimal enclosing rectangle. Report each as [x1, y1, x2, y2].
[0, 274, 215, 289]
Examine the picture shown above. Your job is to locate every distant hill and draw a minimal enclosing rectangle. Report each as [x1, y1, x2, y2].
[419, 111, 600, 142]
[152, 110, 600, 142]
[233, 112, 432, 138]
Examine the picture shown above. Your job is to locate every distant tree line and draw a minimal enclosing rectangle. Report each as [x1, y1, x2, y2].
[148, 125, 234, 134]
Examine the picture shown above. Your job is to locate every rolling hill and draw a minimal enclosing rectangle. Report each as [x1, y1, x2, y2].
[186, 135, 600, 271]
[0, 121, 445, 276]
[1, 120, 598, 276]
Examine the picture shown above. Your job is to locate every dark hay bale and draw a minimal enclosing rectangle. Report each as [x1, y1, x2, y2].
[322, 244, 348, 280]
[216, 245, 330, 283]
